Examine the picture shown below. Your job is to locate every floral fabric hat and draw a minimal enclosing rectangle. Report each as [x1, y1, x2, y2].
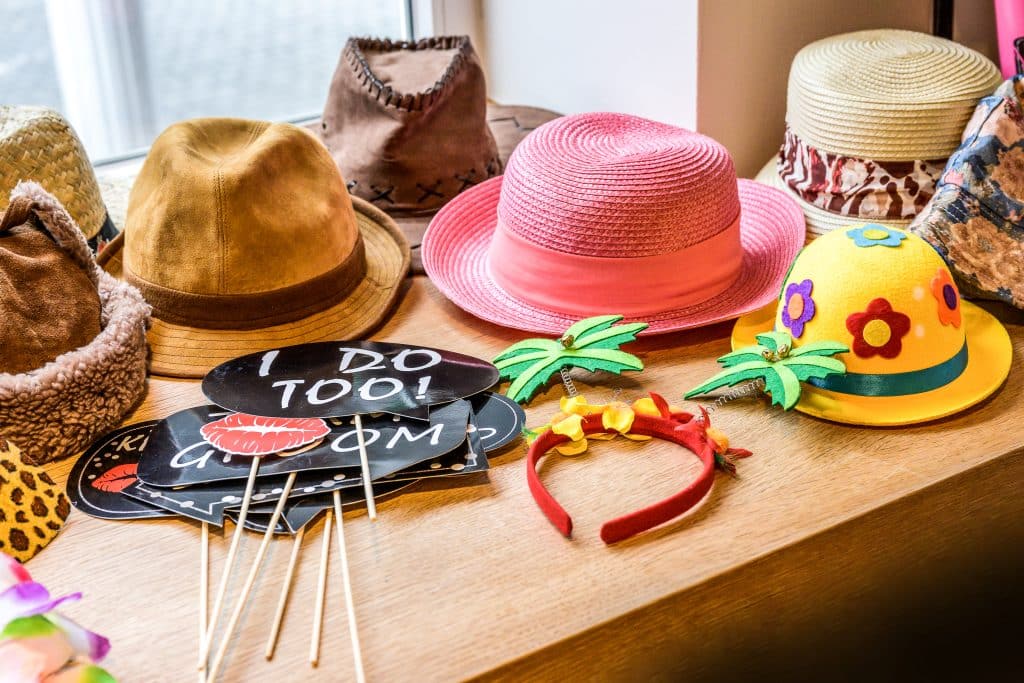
[732, 224, 1011, 425]
[912, 75, 1024, 309]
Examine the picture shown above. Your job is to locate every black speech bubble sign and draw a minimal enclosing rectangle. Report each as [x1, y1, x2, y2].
[469, 391, 525, 453]
[138, 400, 472, 488]
[248, 395, 510, 530]
[124, 437, 489, 527]
[201, 341, 499, 418]
[67, 421, 173, 521]
[223, 510, 291, 535]
[260, 480, 418, 532]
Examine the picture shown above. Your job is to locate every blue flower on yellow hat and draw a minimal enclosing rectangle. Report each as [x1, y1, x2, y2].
[846, 224, 908, 248]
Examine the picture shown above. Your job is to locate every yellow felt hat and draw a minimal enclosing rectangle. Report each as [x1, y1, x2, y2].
[732, 223, 1011, 425]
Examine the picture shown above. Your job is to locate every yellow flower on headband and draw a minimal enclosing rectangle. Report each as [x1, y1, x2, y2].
[601, 401, 651, 442]
[705, 426, 729, 451]
[550, 413, 588, 455]
[559, 395, 606, 416]
[631, 396, 685, 418]
[528, 394, 665, 455]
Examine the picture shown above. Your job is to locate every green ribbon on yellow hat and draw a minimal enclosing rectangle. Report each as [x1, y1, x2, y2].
[806, 341, 968, 397]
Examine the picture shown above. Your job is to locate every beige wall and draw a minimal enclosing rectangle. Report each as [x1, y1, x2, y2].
[479, 0, 700, 128]
[953, 0, 998, 62]
[468, 0, 1000, 178]
[696, 0, 933, 178]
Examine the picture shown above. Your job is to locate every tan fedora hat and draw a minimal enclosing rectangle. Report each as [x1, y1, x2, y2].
[1, 105, 120, 251]
[98, 118, 410, 378]
[101, 103, 562, 276]
[757, 29, 1001, 241]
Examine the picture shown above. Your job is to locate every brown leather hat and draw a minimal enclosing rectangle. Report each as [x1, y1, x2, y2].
[316, 36, 501, 216]
[99, 118, 410, 378]
[0, 181, 149, 467]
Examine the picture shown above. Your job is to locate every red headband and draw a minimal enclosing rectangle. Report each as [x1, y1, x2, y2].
[526, 398, 751, 544]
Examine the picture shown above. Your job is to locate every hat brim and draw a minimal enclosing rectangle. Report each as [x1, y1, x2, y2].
[421, 176, 806, 335]
[732, 300, 1011, 426]
[755, 157, 914, 241]
[99, 196, 410, 378]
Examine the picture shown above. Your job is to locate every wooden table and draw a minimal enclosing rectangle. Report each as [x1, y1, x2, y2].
[33, 275, 1024, 681]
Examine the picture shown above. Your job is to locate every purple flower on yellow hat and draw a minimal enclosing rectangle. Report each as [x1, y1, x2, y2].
[846, 298, 911, 359]
[846, 224, 907, 248]
[780, 279, 815, 338]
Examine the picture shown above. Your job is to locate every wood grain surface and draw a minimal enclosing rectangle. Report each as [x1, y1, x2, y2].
[30, 276, 1024, 681]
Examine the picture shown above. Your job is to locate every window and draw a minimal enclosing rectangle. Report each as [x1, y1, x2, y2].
[0, 0, 410, 162]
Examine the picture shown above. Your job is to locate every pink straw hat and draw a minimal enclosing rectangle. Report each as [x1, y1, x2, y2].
[422, 112, 806, 334]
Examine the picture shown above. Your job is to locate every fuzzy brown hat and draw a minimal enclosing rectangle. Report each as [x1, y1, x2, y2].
[0, 182, 150, 467]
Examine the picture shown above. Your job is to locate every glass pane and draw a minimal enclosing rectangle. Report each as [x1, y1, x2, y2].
[0, 0, 407, 162]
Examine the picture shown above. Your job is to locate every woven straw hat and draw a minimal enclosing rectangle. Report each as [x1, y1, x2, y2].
[422, 112, 806, 334]
[0, 106, 119, 251]
[757, 30, 1001, 241]
[733, 224, 1010, 425]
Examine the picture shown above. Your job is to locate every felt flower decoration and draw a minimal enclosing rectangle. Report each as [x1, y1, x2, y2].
[930, 268, 962, 328]
[549, 413, 588, 456]
[846, 298, 911, 359]
[703, 424, 754, 477]
[0, 552, 113, 682]
[643, 398, 752, 476]
[846, 224, 908, 248]
[780, 279, 816, 338]
[685, 330, 848, 410]
[524, 394, 669, 456]
[493, 315, 648, 404]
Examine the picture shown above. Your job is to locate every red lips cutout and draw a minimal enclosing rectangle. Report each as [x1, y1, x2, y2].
[199, 414, 331, 456]
[92, 463, 139, 493]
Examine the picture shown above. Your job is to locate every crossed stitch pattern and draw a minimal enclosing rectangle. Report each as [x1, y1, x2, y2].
[354, 155, 503, 206]
[369, 184, 396, 204]
[416, 181, 444, 202]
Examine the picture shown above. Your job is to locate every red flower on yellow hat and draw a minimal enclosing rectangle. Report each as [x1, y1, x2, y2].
[930, 268, 961, 328]
[846, 298, 911, 359]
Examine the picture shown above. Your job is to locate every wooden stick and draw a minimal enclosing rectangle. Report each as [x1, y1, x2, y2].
[333, 490, 366, 683]
[353, 414, 376, 520]
[199, 456, 260, 668]
[264, 524, 305, 661]
[309, 509, 333, 667]
[206, 472, 297, 683]
[199, 522, 209, 683]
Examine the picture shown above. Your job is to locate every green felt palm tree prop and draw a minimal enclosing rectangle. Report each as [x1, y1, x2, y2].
[685, 331, 848, 410]
[493, 315, 648, 404]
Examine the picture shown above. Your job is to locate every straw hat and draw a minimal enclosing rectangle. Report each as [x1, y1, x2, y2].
[0, 106, 119, 251]
[733, 224, 1010, 425]
[98, 118, 409, 378]
[422, 112, 805, 334]
[756, 30, 1001, 241]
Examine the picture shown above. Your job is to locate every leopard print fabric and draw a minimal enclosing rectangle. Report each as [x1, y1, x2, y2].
[0, 442, 69, 562]
[778, 126, 946, 220]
